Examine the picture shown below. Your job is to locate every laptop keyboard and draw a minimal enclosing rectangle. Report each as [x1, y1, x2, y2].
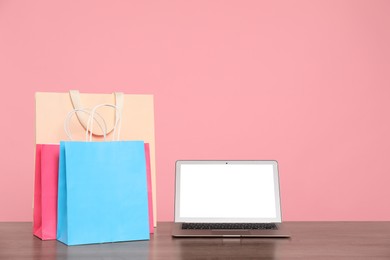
[182, 223, 277, 230]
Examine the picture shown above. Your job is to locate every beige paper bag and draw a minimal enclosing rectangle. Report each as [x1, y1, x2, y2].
[35, 91, 157, 226]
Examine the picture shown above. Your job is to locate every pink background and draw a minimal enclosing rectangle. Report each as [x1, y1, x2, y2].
[1, 0, 390, 221]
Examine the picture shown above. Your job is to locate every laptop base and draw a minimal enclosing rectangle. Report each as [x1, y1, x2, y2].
[172, 223, 291, 238]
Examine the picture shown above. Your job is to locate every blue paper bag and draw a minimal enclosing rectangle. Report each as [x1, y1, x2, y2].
[57, 140, 150, 246]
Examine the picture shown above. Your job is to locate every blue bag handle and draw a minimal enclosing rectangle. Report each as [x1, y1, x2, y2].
[87, 104, 122, 142]
[64, 109, 108, 141]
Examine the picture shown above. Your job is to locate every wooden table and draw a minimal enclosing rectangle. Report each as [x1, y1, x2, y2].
[1, 222, 390, 259]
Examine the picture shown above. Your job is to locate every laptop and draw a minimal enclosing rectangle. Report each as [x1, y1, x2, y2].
[172, 160, 290, 238]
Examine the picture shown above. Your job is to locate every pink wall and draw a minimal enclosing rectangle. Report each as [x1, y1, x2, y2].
[1, 0, 389, 221]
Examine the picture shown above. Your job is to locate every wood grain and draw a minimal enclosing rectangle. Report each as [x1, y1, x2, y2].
[1, 222, 390, 259]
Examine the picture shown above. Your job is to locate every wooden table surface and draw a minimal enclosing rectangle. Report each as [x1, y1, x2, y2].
[1, 222, 390, 259]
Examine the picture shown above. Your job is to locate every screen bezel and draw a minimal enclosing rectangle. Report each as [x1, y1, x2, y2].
[174, 160, 282, 223]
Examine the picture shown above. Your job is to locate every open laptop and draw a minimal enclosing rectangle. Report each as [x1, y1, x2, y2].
[172, 160, 290, 238]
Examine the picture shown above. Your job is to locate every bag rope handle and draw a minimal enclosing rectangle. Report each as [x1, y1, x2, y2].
[69, 90, 124, 136]
[87, 104, 122, 141]
[64, 109, 108, 141]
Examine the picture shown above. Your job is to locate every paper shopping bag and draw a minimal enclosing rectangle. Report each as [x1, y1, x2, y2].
[144, 143, 154, 233]
[35, 91, 157, 227]
[57, 140, 150, 246]
[33, 144, 59, 240]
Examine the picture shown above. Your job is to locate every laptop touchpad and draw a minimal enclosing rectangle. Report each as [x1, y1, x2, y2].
[211, 231, 250, 236]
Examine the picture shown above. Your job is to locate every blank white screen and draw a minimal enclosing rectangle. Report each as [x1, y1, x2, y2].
[179, 164, 277, 219]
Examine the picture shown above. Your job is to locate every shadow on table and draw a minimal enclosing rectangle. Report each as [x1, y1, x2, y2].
[177, 239, 277, 259]
[31, 236, 149, 260]
[146, 237, 281, 260]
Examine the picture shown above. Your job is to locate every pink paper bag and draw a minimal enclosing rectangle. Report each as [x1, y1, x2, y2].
[33, 144, 59, 240]
[145, 143, 154, 233]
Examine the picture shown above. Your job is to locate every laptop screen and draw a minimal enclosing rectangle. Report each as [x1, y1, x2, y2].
[174, 161, 282, 223]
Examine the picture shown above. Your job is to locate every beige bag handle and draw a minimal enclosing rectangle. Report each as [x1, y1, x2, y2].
[69, 90, 124, 136]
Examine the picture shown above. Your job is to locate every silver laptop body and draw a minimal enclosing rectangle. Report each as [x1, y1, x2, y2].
[172, 160, 290, 238]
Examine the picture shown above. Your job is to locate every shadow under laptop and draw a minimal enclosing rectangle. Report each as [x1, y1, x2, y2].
[173, 238, 279, 259]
